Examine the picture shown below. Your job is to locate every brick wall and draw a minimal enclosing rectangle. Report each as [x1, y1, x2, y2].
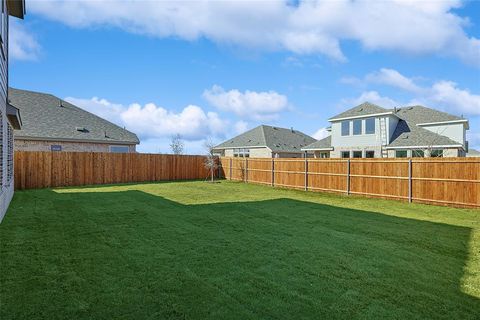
[14, 139, 137, 153]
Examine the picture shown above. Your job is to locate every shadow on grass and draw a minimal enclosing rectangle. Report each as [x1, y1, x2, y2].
[1, 189, 478, 319]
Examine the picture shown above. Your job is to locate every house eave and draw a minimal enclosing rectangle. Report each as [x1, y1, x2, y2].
[329, 111, 395, 122]
[386, 144, 463, 150]
[6, 104, 22, 129]
[7, 0, 25, 19]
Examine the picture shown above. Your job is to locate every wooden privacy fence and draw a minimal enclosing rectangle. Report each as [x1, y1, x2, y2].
[15, 151, 214, 190]
[219, 157, 480, 208]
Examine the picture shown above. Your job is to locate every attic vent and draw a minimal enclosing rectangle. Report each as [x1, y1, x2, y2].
[407, 107, 414, 110]
[76, 127, 89, 133]
[59, 99, 65, 107]
[402, 135, 409, 139]
[273, 127, 278, 130]
[357, 108, 364, 112]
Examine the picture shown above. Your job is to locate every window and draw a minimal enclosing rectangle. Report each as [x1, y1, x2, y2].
[109, 145, 130, 153]
[233, 148, 250, 157]
[353, 120, 362, 135]
[341, 121, 350, 136]
[319, 152, 329, 159]
[341, 151, 350, 158]
[353, 151, 362, 158]
[431, 149, 443, 158]
[365, 151, 375, 158]
[7, 124, 13, 182]
[365, 118, 375, 134]
[395, 150, 408, 158]
[412, 149, 425, 158]
[51, 145, 62, 152]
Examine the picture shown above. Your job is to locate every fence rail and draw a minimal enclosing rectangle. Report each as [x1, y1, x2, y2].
[14, 151, 214, 190]
[219, 157, 480, 208]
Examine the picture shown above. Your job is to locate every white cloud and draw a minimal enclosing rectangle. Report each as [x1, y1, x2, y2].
[203, 85, 288, 120]
[342, 68, 480, 116]
[365, 68, 422, 93]
[65, 96, 228, 141]
[29, 0, 480, 66]
[9, 20, 41, 61]
[312, 127, 330, 140]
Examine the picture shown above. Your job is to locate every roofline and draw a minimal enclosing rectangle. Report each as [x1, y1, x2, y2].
[7, 0, 25, 19]
[329, 111, 395, 122]
[301, 147, 334, 151]
[14, 136, 139, 145]
[386, 144, 464, 150]
[213, 145, 270, 150]
[6, 104, 22, 129]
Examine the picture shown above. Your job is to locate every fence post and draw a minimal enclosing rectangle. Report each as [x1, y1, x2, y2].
[347, 159, 351, 195]
[304, 155, 308, 191]
[408, 159, 412, 203]
[245, 157, 248, 183]
[230, 157, 232, 180]
[271, 158, 275, 186]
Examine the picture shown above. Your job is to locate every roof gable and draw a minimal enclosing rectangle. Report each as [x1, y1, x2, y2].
[301, 136, 332, 150]
[9, 88, 140, 144]
[329, 102, 388, 121]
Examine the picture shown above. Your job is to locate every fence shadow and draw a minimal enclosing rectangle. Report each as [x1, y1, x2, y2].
[1, 188, 479, 319]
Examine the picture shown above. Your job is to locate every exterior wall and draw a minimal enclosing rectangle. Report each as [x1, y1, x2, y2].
[331, 117, 383, 148]
[387, 148, 461, 158]
[0, 1, 12, 222]
[331, 146, 383, 158]
[14, 139, 136, 153]
[222, 147, 272, 158]
[420, 123, 466, 145]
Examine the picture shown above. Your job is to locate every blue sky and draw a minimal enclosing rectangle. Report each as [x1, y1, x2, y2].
[10, 0, 480, 154]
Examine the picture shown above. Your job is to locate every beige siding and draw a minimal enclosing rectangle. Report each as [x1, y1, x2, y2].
[14, 139, 137, 153]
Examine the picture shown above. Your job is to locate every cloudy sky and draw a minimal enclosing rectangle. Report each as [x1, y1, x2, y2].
[10, 0, 480, 154]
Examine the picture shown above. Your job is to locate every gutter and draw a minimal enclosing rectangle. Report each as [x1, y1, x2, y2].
[6, 104, 22, 129]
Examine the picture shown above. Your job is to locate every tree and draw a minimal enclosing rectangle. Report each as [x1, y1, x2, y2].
[204, 138, 218, 182]
[170, 134, 184, 155]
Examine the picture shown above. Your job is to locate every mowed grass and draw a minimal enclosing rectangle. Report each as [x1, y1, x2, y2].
[1, 180, 479, 319]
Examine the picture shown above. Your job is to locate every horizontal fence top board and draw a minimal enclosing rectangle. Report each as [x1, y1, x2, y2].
[219, 156, 480, 208]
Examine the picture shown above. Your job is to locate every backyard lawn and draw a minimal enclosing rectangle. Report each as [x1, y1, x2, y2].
[1, 180, 479, 319]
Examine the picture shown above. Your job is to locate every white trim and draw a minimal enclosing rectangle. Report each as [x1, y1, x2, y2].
[416, 119, 468, 126]
[386, 144, 463, 149]
[14, 136, 138, 145]
[302, 147, 334, 151]
[329, 112, 394, 122]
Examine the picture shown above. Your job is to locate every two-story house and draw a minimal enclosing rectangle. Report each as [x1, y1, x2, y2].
[302, 102, 469, 158]
[1, 0, 25, 221]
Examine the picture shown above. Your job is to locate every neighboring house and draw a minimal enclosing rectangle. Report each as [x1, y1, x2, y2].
[467, 149, 480, 157]
[9, 88, 140, 153]
[214, 125, 316, 158]
[303, 102, 469, 158]
[1, 0, 25, 221]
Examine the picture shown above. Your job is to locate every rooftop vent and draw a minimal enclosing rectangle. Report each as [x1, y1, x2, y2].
[76, 127, 88, 133]
[59, 99, 64, 107]
[357, 108, 364, 112]
[291, 127, 294, 132]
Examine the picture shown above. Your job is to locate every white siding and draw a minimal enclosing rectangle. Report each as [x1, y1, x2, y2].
[420, 123, 465, 145]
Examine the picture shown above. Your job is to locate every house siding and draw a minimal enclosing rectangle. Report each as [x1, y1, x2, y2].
[14, 139, 136, 153]
[420, 123, 465, 145]
[0, 0, 12, 222]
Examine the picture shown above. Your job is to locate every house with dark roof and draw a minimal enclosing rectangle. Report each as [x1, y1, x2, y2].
[9, 88, 140, 153]
[214, 125, 316, 158]
[302, 102, 469, 158]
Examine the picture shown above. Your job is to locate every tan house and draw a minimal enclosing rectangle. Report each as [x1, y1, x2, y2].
[214, 125, 315, 158]
[9, 88, 140, 153]
[1, 0, 25, 221]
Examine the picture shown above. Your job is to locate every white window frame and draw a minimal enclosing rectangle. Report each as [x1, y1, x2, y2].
[353, 119, 363, 136]
[365, 118, 375, 135]
[341, 121, 350, 136]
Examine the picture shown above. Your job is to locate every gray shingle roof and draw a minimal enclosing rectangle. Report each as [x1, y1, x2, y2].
[392, 105, 465, 124]
[9, 88, 139, 144]
[388, 120, 461, 148]
[301, 136, 332, 150]
[330, 102, 388, 120]
[214, 125, 315, 153]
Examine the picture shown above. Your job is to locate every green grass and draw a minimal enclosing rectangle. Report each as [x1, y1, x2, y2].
[1, 180, 479, 319]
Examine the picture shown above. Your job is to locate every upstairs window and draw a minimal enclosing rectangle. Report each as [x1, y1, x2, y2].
[365, 118, 375, 134]
[341, 121, 350, 136]
[353, 120, 362, 135]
